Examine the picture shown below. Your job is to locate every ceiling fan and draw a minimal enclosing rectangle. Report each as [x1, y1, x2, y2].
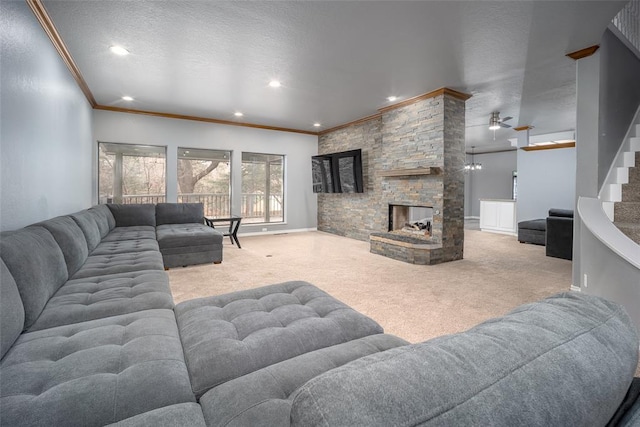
[489, 112, 513, 130]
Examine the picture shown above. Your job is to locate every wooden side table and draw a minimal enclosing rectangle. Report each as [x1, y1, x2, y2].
[205, 216, 242, 248]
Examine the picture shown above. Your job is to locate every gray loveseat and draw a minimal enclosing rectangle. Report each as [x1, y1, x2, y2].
[1, 203, 639, 426]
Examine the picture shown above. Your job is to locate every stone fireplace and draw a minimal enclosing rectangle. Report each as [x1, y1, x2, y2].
[317, 88, 469, 265]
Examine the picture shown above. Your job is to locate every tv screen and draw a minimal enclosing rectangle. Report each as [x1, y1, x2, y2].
[312, 149, 363, 193]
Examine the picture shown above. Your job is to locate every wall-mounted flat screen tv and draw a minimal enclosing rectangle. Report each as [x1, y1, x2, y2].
[312, 149, 364, 193]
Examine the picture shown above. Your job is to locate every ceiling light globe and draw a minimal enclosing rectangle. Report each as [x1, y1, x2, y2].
[268, 80, 281, 88]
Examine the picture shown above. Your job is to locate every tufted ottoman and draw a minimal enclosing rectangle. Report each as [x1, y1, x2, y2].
[173, 281, 384, 398]
[156, 224, 223, 268]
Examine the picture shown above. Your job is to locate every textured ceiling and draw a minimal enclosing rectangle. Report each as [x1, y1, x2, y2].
[42, 0, 626, 150]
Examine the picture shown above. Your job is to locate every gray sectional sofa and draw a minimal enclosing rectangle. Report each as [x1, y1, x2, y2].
[1, 203, 640, 426]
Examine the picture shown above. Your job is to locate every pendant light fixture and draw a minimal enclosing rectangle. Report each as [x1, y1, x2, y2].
[464, 146, 482, 171]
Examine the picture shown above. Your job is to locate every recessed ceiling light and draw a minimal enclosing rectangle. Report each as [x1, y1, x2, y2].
[121, 96, 134, 101]
[387, 96, 397, 102]
[268, 80, 282, 88]
[109, 45, 130, 56]
[313, 123, 321, 127]
[234, 112, 244, 117]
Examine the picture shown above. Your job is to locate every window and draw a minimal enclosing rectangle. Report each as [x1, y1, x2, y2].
[98, 142, 166, 204]
[177, 148, 231, 218]
[241, 153, 284, 224]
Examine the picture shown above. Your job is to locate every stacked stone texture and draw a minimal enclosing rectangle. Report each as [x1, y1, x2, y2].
[318, 92, 466, 264]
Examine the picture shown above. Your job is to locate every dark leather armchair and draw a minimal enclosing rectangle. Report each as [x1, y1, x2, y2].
[545, 209, 574, 260]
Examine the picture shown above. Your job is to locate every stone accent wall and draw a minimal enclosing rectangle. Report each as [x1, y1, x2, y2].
[318, 91, 467, 263]
[317, 118, 383, 241]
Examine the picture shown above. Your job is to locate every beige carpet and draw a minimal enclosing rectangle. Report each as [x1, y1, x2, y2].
[168, 229, 572, 344]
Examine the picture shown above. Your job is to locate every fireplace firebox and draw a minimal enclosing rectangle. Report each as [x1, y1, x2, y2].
[388, 204, 433, 238]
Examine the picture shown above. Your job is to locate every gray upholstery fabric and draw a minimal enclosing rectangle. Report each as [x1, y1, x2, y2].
[95, 203, 117, 230]
[289, 292, 639, 427]
[174, 281, 384, 397]
[71, 250, 164, 279]
[156, 223, 222, 248]
[157, 224, 223, 267]
[92, 239, 160, 256]
[107, 204, 156, 227]
[106, 403, 206, 427]
[0, 309, 195, 427]
[38, 215, 89, 277]
[89, 205, 115, 238]
[102, 226, 157, 242]
[29, 270, 174, 331]
[619, 393, 640, 426]
[71, 209, 102, 252]
[0, 226, 68, 329]
[200, 334, 409, 427]
[161, 248, 222, 268]
[156, 203, 204, 225]
[0, 259, 24, 359]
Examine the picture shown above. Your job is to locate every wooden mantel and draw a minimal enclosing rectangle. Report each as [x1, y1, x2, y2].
[379, 167, 442, 177]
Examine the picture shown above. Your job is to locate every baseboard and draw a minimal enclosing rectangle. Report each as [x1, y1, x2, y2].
[570, 284, 581, 292]
[465, 216, 480, 220]
[239, 227, 317, 237]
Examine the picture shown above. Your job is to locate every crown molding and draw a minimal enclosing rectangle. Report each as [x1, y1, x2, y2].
[377, 87, 472, 114]
[320, 87, 472, 135]
[566, 45, 599, 60]
[520, 141, 575, 151]
[318, 113, 383, 136]
[94, 105, 319, 135]
[26, 0, 97, 107]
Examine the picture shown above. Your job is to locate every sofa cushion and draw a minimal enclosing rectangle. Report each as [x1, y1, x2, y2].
[92, 239, 160, 256]
[38, 215, 89, 277]
[71, 251, 164, 280]
[29, 270, 174, 331]
[289, 292, 639, 427]
[106, 403, 206, 427]
[0, 259, 24, 360]
[102, 226, 157, 242]
[518, 218, 546, 231]
[0, 226, 68, 329]
[156, 203, 204, 225]
[174, 281, 384, 397]
[200, 334, 409, 427]
[156, 223, 222, 248]
[0, 309, 195, 427]
[107, 204, 156, 227]
[89, 205, 116, 238]
[71, 209, 102, 252]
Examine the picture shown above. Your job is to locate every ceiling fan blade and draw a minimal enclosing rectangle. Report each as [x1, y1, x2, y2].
[499, 123, 512, 128]
[501, 116, 513, 122]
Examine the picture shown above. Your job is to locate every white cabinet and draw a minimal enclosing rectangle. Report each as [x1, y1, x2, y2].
[480, 199, 517, 235]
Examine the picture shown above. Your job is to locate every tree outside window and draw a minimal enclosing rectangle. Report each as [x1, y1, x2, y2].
[241, 153, 284, 224]
[177, 148, 231, 218]
[98, 142, 166, 204]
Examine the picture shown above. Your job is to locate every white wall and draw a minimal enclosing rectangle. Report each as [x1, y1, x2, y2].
[93, 110, 318, 233]
[0, 1, 93, 231]
[464, 150, 516, 218]
[516, 147, 576, 222]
